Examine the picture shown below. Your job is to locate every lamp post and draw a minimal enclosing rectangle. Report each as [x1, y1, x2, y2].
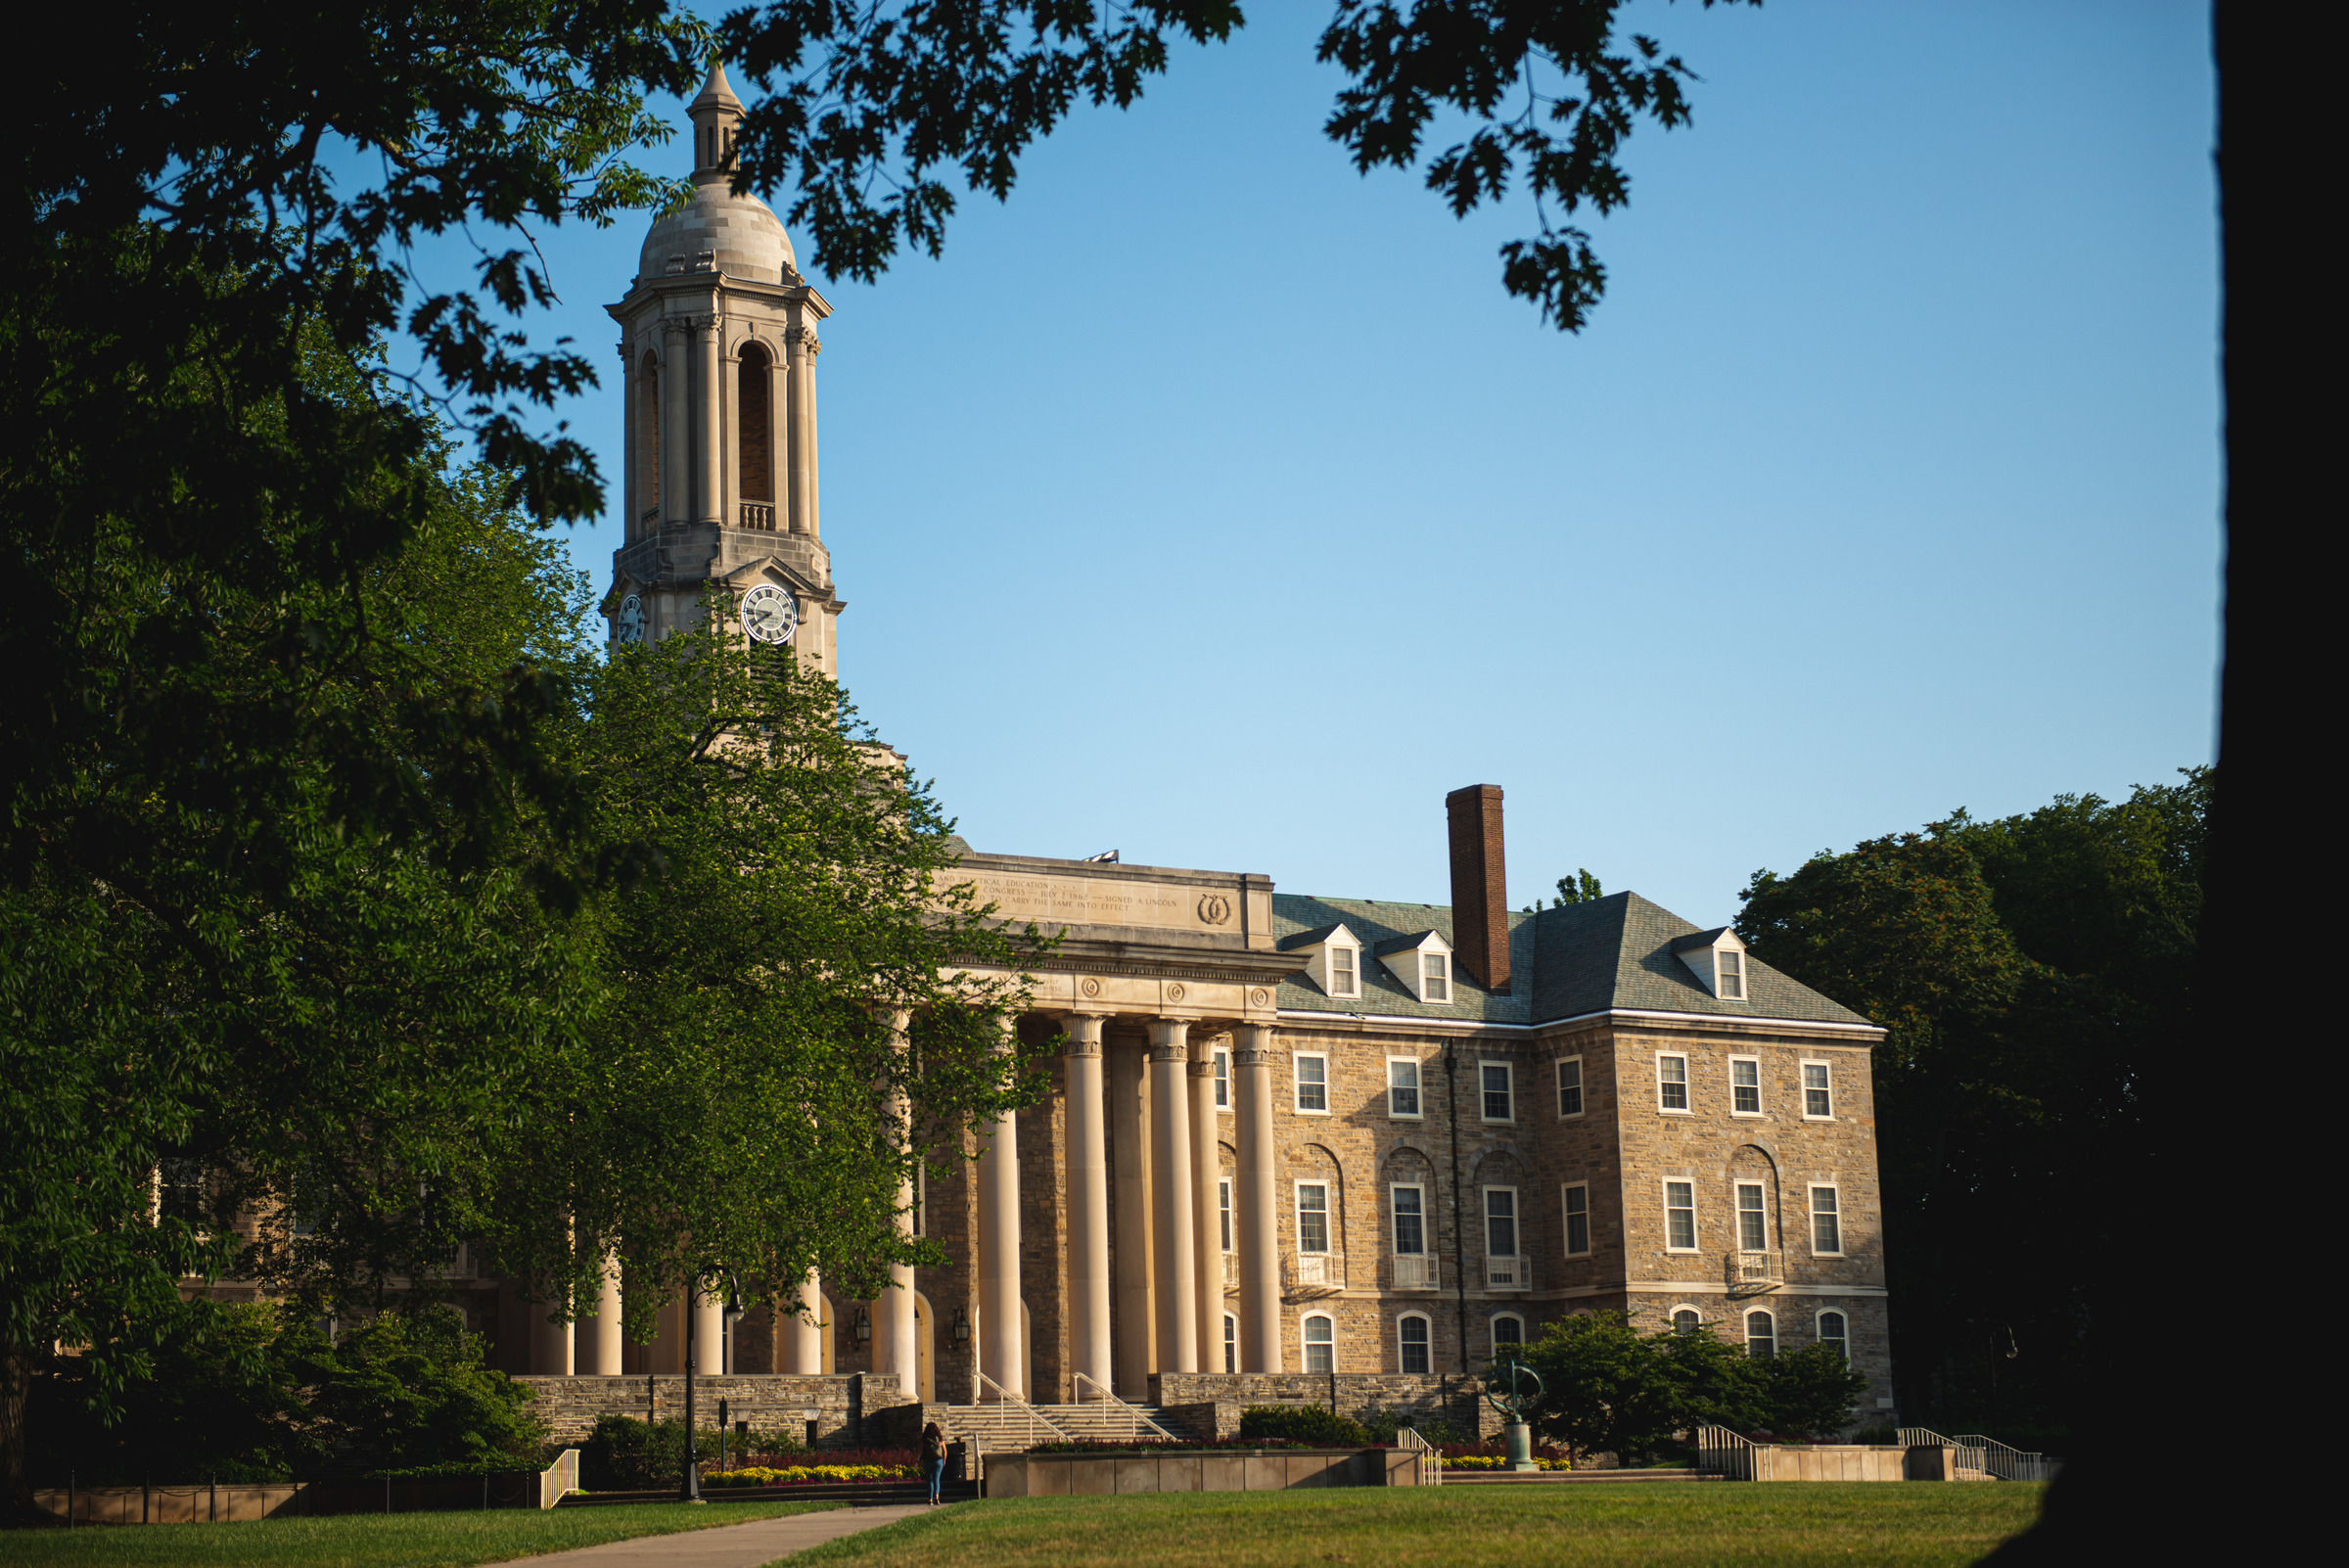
[681, 1268, 747, 1503]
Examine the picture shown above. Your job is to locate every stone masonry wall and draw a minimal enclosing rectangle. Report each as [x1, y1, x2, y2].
[514, 1372, 907, 1448]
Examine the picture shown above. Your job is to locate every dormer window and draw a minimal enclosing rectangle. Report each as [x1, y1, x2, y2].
[1373, 931, 1456, 1004]
[1330, 943, 1359, 998]
[1670, 927, 1751, 1000]
[1284, 924, 1362, 999]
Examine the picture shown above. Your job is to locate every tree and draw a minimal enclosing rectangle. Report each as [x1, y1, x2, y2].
[1758, 1342, 1868, 1442]
[1518, 1310, 1766, 1463]
[720, 0, 1753, 329]
[1736, 772, 2208, 1439]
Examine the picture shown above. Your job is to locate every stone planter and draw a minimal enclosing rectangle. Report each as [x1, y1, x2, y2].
[983, 1448, 1426, 1498]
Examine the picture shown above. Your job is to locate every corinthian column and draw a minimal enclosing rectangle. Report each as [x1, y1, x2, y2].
[1233, 1024, 1282, 1372]
[577, 1248, 623, 1374]
[1188, 1038, 1222, 1370]
[696, 313, 722, 525]
[782, 1274, 823, 1372]
[1108, 1031, 1153, 1399]
[785, 324, 821, 538]
[661, 318, 690, 526]
[873, 1008, 919, 1401]
[977, 1017, 1023, 1397]
[1062, 1015, 1112, 1395]
[1147, 1019, 1198, 1375]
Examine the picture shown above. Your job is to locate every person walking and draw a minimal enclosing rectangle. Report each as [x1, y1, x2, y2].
[921, 1421, 947, 1505]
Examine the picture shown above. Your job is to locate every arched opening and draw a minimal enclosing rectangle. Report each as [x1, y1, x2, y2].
[1744, 1310, 1776, 1359]
[638, 352, 662, 530]
[1489, 1314, 1525, 1360]
[737, 343, 773, 524]
[1301, 1312, 1335, 1372]
[914, 1291, 937, 1402]
[1816, 1309, 1849, 1360]
[1397, 1313, 1431, 1374]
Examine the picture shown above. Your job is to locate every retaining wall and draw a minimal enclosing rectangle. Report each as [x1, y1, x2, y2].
[983, 1448, 1423, 1498]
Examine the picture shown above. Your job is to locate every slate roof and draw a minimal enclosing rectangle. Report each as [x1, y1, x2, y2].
[1271, 891, 1873, 1030]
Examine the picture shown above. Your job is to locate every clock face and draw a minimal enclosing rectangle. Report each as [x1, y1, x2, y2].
[741, 583, 800, 645]
[615, 593, 646, 645]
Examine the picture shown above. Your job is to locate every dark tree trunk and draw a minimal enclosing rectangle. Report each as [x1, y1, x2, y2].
[1984, 3, 2306, 1555]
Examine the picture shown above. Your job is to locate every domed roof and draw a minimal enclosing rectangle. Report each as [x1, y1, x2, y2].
[637, 183, 797, 284]
[636, 60, 799, 285]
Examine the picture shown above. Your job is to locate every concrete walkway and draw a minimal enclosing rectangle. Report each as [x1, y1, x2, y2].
[514, 1503, 939, 1568]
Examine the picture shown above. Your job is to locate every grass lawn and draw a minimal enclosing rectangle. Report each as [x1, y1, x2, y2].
[0, 1499, 842, 1568]
[783, 1485, 2046, 1568]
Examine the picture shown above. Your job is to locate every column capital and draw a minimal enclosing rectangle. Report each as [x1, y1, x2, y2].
[1233, 1045, 1277, 1068]
[1060, 1013, 1107, 1055]
[1146, 1018, 1191, 1061]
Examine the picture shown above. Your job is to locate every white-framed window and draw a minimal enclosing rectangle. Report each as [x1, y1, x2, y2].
[1663, 1180, 1697, 1252]
[1490, 1314, 1525, 1354]
[1220, 1179, 1234, 1253]
[1670, 1305, 1702, 1334]
[1555, 1056, 1584, 1118]
[1328, 942, 1360, 998]
[1480, 1061, 1514, 1122]
[1398, 1313, 1432, 1374]
[1294, 1053, 1329, 1114]
[1425, 951, 1451, 1002]
[1809, 1185, 1843, 1255]
[1745, 1310, 1776, 1359]
[159, 1158, 205, 1225]
[1816, 1309, 1849, 1360]
[1303, 1313, 1335, 1373]
[1735, 1181, 1768, 1253]
[1718, 948, 1746, 1000]
[1223, 1314, 1238, 1372]
[1387, 1057, 1422, 1119]
[1729, 1055, 1762, 1116]
[1296, 1182, 1331, 1254]
[1390, 1184, 1426, 1257]
[1802, 1060, 1834, 1120]
[1558, 1181, 1591, 1257]
[1657, 1053, 1690, 1113]
[1215, 1048, 1230, 1109]
[1485, 1187, 1518, 1259]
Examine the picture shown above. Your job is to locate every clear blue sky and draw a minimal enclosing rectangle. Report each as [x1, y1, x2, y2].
[502, 0, 2219, 927]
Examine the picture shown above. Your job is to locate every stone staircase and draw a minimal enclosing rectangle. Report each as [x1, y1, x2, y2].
[935, 1400, 1207, 1453]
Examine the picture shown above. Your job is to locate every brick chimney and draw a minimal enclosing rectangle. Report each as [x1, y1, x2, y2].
[1445, 784, 1508, 992]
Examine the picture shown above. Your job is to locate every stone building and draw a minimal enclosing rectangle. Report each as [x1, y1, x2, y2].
[514, 64, 1898, 1433]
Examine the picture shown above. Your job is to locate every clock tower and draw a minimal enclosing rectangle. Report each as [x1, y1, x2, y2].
[603, 61, 841, 674]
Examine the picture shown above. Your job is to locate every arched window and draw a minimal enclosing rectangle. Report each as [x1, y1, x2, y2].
[737, 343, 773, 522]
[638, 353, 662, 529]
[1745, 1310, 1776, 1359]
[1671, 1308, 1701, 1335]
[1302, 1314, 1335, 1373]
[1491, 1314, 1524, 1355]
[1817, 1310, 1849, 1359]
[1222, 1314, 1238, 1373]
[1397, 1314, 1431, 1374]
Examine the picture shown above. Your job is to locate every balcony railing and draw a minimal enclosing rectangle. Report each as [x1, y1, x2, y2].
[1484, 1254, 1530, 1290]
[1727, 1249, 1784, 1291]
[739, 502, 776, 530]
[1286, 1252, 1345, 1290]
[1391, 1254, 1440, 1291]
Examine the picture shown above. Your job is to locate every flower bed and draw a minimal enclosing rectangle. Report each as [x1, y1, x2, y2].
[1438, 1441, 1573, 1472]
[1026, 1438, 1321, 1454]
[706, 1463, 916, 1487]
[1440, 1454, 1572, 1472]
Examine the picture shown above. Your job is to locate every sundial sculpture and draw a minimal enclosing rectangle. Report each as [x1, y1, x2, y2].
[1485, 1355, 1546, 1472]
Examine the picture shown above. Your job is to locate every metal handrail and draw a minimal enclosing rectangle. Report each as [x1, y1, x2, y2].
[967, 1368, 1072, 1452]
[1396, 1424, 1444, 1487]
[1695, 1424, 1762, 1480]
[1950, 1432, 2057, 1481]
[1071, 1371, 1178, 1442]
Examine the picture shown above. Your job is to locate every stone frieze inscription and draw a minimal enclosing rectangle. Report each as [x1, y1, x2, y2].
[968, 871, 1229, 933]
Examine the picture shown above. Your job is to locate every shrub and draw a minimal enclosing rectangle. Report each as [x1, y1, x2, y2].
[1361, 1411, 1465, 1447]
[1852, 1425, 1900, 1446]
[705, 1463, 914, 1486]
[581, 1415, 690, 1491]
[1760, 1342, 1871, 1440]
[1237, 1405, 1371, 1447]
